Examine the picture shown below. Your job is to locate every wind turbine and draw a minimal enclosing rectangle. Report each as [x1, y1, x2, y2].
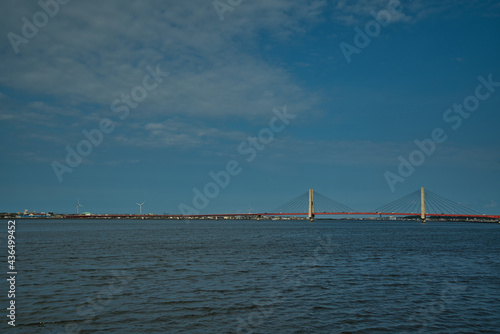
[76, 199, 83, 214]
[136, 201, 145, 215]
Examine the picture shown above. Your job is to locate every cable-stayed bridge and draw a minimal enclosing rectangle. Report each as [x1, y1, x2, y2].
[263, 188, 499, 222]
[64, 187, 500, 222]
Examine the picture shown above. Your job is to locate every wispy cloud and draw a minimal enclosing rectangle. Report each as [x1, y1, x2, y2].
[334, 0, 412, 25]
[484, 200, 498, 208]
[114, 119, 246, 149]
[332, 0, 500, 26]
[255, 137, 500, 169]
[0, 0, 323, 121]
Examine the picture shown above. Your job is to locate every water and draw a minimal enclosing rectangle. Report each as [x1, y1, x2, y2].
[5, 219, 500, 333]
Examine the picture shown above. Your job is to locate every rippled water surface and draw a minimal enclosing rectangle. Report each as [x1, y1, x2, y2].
[8, 219, 500, 333]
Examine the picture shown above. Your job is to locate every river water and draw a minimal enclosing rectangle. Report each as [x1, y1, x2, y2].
[7, 219, 500, 333]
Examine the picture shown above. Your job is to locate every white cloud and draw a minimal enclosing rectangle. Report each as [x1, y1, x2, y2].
[0, 0, 323, 126]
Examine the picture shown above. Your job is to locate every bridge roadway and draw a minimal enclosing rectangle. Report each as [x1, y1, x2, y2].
[261, 212, 500, 219]
[65, 212, 500, 219]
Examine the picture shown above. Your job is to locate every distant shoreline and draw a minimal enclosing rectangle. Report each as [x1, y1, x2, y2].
[2, 214, 499, 223]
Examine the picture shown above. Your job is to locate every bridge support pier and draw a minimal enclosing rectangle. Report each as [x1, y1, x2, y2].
[421, 187, 426, 223]
[308, 189, 315, 221]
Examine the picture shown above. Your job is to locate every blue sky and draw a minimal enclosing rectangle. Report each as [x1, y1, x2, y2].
[0, 0, 499, 215]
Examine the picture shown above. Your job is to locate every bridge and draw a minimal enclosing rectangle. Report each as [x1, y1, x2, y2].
[260, 187, 500, 223]
[64, 187, 500, 222]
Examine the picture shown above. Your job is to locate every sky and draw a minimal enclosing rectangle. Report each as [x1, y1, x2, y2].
[0, 0, 499, 215]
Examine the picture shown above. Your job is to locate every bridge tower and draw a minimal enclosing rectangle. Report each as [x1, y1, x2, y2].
[308, 189, 315, 221]
[420, 187, 426, 223]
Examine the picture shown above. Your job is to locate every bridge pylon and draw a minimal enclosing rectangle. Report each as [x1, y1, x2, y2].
[308, 189, 315, 221]
[421, 187, 426, 223]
